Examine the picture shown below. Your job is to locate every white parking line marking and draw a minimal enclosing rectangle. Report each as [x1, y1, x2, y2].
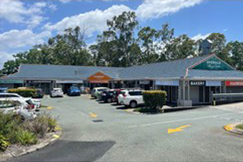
[128, 112, 235, 128]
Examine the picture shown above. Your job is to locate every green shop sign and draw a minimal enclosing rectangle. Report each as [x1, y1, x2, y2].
[0, 79, 23, 84]
[192, 56, 234, 70]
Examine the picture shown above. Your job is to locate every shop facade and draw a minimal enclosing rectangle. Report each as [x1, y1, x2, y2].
[2, 54, 243, 106]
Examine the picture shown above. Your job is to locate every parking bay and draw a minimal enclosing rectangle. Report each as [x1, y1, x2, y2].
[10, 95, 243, 162]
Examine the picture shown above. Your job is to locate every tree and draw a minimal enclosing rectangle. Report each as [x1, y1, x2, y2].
[106, 11, 139, 67]
[138, 27, 159, 64]
[165, 34, 196, 60]
[224, 41, 243, 70]
[206, 33, 226, 55]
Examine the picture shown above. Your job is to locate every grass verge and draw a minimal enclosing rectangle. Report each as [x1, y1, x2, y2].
[236, 124, 243, 130]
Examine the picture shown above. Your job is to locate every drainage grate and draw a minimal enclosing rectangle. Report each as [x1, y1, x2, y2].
[92, 119, 103, 123]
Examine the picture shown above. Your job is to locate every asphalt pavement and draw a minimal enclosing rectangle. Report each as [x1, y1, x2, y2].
[6, 95, 243, 162]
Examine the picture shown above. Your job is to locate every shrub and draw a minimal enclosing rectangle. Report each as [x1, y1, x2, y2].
[0, 111, 21, 136]
[0, 133, 9, 152]
[23, 114, 57, 138]
[142, 91, 167, 112]
[15, 128, 37, 145]
[8, 88, 37, 97]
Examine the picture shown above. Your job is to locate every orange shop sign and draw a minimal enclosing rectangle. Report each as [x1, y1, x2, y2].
[88, 72, 111, 83]
[225, 81, 243, 86]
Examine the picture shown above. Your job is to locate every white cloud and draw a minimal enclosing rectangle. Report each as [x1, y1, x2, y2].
[192, 33, 211, 41]
[0, 51, 14, 68]
[0, 29, 51, 50]
[0, 0, 56, 28]
[136, 0, 203, 19]
[44, 5, 131, 36]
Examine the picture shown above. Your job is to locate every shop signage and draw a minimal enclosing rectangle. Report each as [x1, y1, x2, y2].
[225, 81, 243, 86]
[192, 56, 234, 70]
[190, 81, 205, 86]
[139, 80, 150, 84]
[206, 80, 221, 87]
[56, 80, 83, 84]
[27, 80, 53, 84]
[155, 80, 179, 86]
[0, 79, 23, 84]
[88, 72, 111, 84]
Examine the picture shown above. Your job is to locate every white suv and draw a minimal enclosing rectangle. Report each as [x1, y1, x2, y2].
[123, 91, 144, 108]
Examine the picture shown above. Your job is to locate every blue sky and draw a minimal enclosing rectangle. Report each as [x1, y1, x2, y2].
[0, 0, 242, 68]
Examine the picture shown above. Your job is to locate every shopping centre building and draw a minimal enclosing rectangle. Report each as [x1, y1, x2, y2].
[1, 54, 243, 106]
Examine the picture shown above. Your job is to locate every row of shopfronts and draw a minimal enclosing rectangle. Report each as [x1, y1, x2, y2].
[1, 54, 243, 106]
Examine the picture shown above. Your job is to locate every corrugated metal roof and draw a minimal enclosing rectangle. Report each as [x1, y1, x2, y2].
[4, 54, 243, 81]
[117, 55, 210, 80]
[7, 64, 123, 80]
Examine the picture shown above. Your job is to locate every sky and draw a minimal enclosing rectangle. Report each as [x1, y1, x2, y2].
[0, 0, 243, 68]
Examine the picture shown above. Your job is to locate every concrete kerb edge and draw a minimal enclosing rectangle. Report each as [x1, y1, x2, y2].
[0, 126, 62, 162]
[223, 123, 243, 136]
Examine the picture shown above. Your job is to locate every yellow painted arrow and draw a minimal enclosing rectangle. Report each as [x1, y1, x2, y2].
[224, 124, 233, 131]
[47, 107, 53, 110]
[168, 125, 191, 134]
[89, 113, 97, 118]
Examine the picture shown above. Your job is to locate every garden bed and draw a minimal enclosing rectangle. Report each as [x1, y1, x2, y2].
[0, 112, 61, 161]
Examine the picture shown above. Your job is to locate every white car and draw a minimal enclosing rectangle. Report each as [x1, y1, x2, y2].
[0, 100, 37, 120]
[51, 88, 64, 97]
[91, 87, 109, 99]
[123, 91, 144, 108]
[0, 93, 41, 108]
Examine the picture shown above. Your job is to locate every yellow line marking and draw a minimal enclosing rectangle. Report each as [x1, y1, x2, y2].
[89, 113, 97, 118]
[168, 125, 191, 134]
[224, 124, 233, 131]
[53, 134, 60, 138]
[47, 107, 53, 110]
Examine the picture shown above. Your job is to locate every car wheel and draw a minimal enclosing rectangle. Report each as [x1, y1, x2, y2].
[107, 98, 112, 103]
[130, 101, 137, 108]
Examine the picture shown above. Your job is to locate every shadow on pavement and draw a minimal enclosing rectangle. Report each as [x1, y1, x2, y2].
[7, 140, 115, 162]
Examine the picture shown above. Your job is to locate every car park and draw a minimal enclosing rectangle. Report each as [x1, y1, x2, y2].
[0, 93, 41, 108]
[67, 86, 81, 96]
[0, 99, 37, 120]
[50, 88, 64, 98]
[101, 90, 115, 103]
[123, 90, 144, 108]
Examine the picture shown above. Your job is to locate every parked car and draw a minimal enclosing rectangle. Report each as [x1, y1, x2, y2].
[0, 88, 8, 93]
[0, 99, 37, 120]
[91, 87, 109, 99]
[123, 91, 144, 108]
[50, 88, 64, 98]
[0, 93, 41, 109]
[33, 88, 44, 98]
[101, 90, 115, 103]
[67, 86, 81, 96]
[112, 89, 122, 104]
